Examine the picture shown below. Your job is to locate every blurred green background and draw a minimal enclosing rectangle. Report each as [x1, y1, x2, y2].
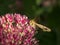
[0, 0, 60, 45]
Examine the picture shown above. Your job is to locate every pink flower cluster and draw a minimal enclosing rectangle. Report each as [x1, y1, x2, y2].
[0, 13, 38, 45]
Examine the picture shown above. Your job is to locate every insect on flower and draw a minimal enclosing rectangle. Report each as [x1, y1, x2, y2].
[30, 19, 51, 32]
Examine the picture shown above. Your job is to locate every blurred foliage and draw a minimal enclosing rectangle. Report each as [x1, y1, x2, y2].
[0, 0, 60, 45]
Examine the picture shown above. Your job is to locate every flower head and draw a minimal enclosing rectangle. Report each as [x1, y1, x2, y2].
[0, 13, 38, 45]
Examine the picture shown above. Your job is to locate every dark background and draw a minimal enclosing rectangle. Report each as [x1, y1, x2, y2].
[0, 0, 60, 45]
